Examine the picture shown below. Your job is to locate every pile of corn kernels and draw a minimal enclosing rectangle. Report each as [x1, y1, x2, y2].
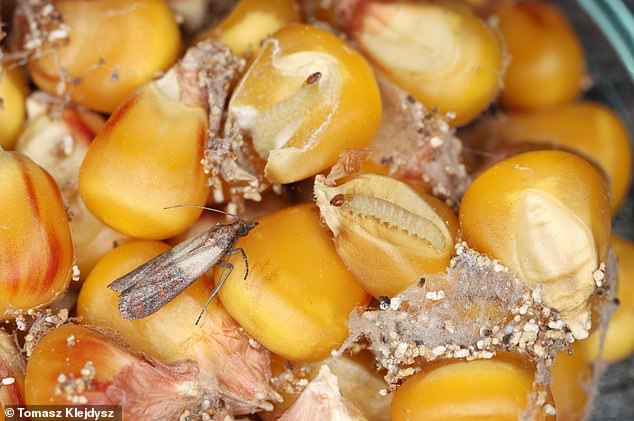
[1, 0, 633, 420]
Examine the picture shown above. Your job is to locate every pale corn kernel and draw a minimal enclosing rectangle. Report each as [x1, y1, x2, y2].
[315, 174, 458, 298]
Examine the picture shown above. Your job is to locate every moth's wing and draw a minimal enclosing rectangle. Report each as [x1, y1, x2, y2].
[114, 236, 230, 320]
[116, 265, 196, 320]
[108, 230, 213, 293]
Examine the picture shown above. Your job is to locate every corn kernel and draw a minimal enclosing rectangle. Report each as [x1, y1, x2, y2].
[583, 235, 634, 363]
[344, 1, 504, 125]
[25, 324, 203, 418]
[269, 351, 391, 421]
[460, 150, 611, 339]
[0, 330, 25, 413]
[27, 0, 180, 113]
[315, 174, 458, 298]
[214, 203, 370, 362]
[391, 357, 554, 420]
[79, 74, 209, 240]
[495, 0, 585, 110]
[0, 151, 73, 315]
[195, 0, 300, 57]
[461, 101, 633, 213]
[77, 240, 276, 412]
[551, 343, 593, 421]
[278, 365, 367, 420]
[0, 63, 26, 150]
[228, 24, 381, 184]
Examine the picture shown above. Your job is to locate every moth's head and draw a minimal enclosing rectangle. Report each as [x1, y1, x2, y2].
[238, 220, 258, 237]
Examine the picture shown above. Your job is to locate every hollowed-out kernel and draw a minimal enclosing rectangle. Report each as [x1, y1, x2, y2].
[460, 150, 611, 339]
[269, 351, 391, 421]
[461, 101, 633, 213]
[195, 0, 300, 57]
[315, 174, 458, 298]
[79, 76, 209, 240]
[344, 1, 504, 125]
[0, 151, 73, 315]
[77, 240, 275, 413]
[213, 203, 371, 362]
[391, 357, 554, 420]
[583, 235, 634, 363]
[25, 324, 203, 419]
[495, 0, 585, 110]
[228, 24, 381, 184]
[0, 63, 26, 150]
[27, 0, 180, 113]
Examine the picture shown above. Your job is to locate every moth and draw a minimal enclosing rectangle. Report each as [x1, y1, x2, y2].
[108, 215, 257, 322]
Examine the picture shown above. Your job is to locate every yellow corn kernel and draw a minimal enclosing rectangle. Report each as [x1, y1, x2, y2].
[0, 330, 25, 413]
[345, 1, 504, 125]
[79, 78, 209, 240]
[214, 203, 370, 361]
[460, 150, 611, 339]
[25, 324, 203, 419]
[462, 101, 632, 213]
[0, 64, 26, 150]
[195, 0, 300, 57]
[495, 0, 585, 110]
[551, 343, 593, 421]
[315, 174, 458, 298]
[228, 24, 381, 184]
[0, 151, 73, 315]
[583, 235, 634, 362]
[77, 240, 275, 412]
[28, 0, 180, 113]
[391, 357, 554, 420]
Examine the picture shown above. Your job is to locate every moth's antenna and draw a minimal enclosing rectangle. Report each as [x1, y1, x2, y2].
[164, 204, 239, 220]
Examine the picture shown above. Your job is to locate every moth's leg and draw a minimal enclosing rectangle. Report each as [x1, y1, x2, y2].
[195, 260, 234, 325]
[228, 247, 249, 279]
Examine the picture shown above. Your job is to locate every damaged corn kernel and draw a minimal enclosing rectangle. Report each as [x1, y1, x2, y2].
[195, 0, 300, 57]
[227, 24, 381, 184]
[27, 0, 180, 113]
[460, 150, 611, 339]
[277, 365, 367, 420]
[315, 174, 458, 298]
[25, 324, 205, 419]
[0, 151, 74, 315]
[0, 62, 27, 149]
[392, 356, 554, 420]
[344, 1, 504, 125]
[495, 0, 585, 110]
[214, 203, 370, 362]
